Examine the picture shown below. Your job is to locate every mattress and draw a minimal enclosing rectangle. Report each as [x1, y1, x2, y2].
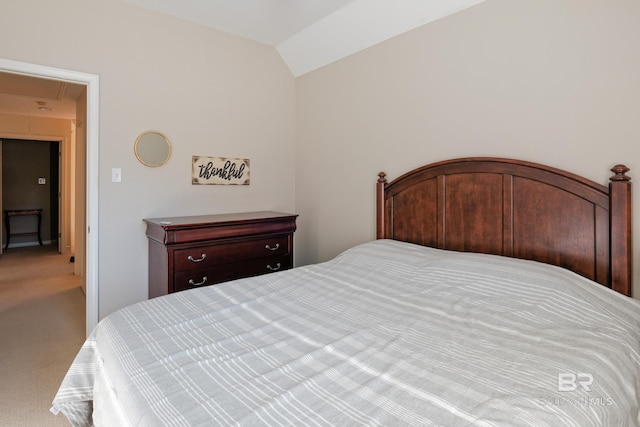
[52, 239, 640, 426]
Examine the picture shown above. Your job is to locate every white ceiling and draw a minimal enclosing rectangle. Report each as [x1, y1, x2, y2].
[125, 0, 356, 47]
[123, 0, 486, 76]
[0, 0, 486, 120]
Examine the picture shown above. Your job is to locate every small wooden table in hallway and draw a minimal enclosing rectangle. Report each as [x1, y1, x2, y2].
[3, 209, 43, 250]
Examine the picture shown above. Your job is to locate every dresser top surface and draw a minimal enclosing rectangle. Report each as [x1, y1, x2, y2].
[144, 211, 297, 228]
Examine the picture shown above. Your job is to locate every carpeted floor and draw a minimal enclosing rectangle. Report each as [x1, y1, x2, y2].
[0, 245, 85, 427]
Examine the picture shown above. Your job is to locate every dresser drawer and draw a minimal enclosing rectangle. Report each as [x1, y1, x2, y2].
[145, 211, 297, 298]
[173, 235, 290, 272]
[174, 255, 291, 292]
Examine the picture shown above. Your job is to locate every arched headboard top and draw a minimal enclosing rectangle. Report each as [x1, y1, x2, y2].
[377, 157, 632, 296]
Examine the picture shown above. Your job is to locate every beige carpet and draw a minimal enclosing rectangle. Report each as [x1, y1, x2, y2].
[0, 245, 85, 427]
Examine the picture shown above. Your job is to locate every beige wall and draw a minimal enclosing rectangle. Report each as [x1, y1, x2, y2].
[295, 0, 640, 295]
[0, 0, 296, 318]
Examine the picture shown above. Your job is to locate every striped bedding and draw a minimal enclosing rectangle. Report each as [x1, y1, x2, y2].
[52, 239, 640, 426]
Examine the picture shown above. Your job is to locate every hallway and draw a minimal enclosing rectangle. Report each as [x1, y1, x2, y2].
[0, 245, 84, 426]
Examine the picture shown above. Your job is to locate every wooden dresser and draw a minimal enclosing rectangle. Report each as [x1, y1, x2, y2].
[144, 211, 298, 298]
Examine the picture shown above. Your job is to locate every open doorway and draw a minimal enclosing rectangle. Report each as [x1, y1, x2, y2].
[0, 58, 99, 335]
[2, 139, 60, 251]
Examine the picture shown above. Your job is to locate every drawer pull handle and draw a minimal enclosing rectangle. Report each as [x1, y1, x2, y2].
[265, 243, 280, 251]
[267, 263, 281, 271]
[188, 276, 208, 286]
[187, 254, 207, 263]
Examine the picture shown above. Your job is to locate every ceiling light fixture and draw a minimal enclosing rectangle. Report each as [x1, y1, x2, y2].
[36, 101, 52, 111]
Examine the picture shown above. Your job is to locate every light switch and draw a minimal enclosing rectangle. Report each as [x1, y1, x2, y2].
[112, 168, 122, 183]
[38, 177, 46, 185]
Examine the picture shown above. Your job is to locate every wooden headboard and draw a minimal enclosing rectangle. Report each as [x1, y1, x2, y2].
[376, 158, 632, 296]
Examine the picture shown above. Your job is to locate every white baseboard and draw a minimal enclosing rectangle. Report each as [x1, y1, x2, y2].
[4, 240, 54, 249]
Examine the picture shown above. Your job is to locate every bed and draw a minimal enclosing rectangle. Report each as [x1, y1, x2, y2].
[52, 158, 639, 426]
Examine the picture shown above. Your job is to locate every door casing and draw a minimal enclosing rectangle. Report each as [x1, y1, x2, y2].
[0, 58, 100, 336]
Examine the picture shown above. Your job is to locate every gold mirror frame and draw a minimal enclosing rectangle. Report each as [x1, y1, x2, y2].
[134, 131, 172, 167]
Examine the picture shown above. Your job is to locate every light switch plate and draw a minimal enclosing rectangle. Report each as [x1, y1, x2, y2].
[112, 168, 122, 183]
[38, 177, 46, 184]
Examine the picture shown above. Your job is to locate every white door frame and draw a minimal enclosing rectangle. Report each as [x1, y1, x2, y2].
[0, 58, 99, 335]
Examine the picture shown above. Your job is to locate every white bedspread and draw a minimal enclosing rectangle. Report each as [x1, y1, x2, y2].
[52, 240, 640, 426]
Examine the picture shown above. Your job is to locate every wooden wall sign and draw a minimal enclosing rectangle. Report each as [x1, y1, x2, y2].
[192, 156, 250, 185]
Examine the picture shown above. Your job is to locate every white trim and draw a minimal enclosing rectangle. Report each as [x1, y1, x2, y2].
[0, 58, 99, 336]
[5, 241, 56, 249]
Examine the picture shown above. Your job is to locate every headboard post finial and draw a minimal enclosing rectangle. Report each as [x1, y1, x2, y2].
[376, 172, 387, 239]
[610, 164, 631, 182]
[609, 164, 632, 296]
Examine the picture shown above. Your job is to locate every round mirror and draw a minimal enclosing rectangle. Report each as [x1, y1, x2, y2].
[134, 131, 172, 167]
